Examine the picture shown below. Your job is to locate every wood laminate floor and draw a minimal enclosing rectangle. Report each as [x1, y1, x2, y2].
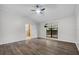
[0, 39, 79, 55]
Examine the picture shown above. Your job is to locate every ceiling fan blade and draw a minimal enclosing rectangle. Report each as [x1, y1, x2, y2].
[41, 8, 45, 11]
[31, 10, 35, 11]
[40, 12, 43, 14]
[36, 5, 39, 8]
[36, 4, 41, 8]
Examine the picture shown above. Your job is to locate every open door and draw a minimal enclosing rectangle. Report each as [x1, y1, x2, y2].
[25, 24, 32, 39]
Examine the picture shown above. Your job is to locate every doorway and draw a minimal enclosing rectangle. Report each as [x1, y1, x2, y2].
[25, 24, 32, 39]
[44, 23, 58, 39]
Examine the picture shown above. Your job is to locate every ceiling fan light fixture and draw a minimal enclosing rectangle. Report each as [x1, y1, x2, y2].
[31, 4, 45, 14]
[36, 9, 41, 14]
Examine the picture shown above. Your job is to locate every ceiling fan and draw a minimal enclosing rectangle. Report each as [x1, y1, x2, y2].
[31, 4, 45, 14]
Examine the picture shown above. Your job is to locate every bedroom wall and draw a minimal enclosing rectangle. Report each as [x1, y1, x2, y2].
[0, 5, 77, 45]
[0, 5, 38, 44]
[39, 15, 76, 43]
[76, 5, 79, 50]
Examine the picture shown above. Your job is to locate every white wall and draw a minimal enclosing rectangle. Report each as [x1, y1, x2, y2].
[58, 16, 76, 43]
[0, 5, 38, 44]
[76, 5, 79, 50]
[0, 5, 77, 46]
[39, 16, 76, 43]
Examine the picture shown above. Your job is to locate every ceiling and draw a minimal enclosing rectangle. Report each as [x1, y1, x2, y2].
[1, 4, 76, 23]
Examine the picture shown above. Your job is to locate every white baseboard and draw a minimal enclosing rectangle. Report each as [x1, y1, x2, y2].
[41, 37, 75, 43]
[0, 37, 38, 45]
[0, 39, 25, 45]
